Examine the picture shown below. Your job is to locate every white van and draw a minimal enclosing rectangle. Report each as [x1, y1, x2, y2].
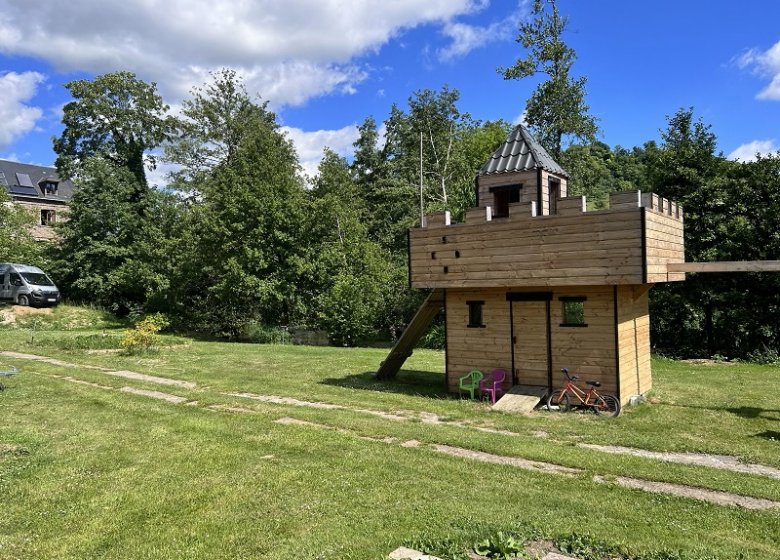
[0, 263, 61, 307]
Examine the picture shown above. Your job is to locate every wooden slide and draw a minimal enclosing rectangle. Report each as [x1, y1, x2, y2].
[376, 289, 444, 380]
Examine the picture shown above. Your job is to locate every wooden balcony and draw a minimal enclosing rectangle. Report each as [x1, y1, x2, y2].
[409, 191, 685, 288]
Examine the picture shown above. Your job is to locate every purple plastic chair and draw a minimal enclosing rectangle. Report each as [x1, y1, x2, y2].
[479, 368, 507, 404]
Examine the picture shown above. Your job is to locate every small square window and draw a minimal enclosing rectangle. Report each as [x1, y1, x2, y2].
[560, 297, 587, 327]
[467, 300, 485, 328]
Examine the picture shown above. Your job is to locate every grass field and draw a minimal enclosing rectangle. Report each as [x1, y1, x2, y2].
[1, 306, 779, 559]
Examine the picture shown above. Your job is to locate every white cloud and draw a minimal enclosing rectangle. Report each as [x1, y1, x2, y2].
[438, 1, 525, 61]
[281, 124, 361, 179]
[513, 110, 528, 126]
[0, 0, 485, 107]
[728, 139, 779, 162]
[737, 40, 780, 100]
[0, 71, 45, 149]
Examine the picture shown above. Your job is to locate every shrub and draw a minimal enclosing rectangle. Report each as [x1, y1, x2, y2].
[237, 321, 291, 344]
[120, 313, 170, 354]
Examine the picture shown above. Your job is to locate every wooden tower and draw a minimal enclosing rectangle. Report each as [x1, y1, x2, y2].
[379, 125, 686, 405]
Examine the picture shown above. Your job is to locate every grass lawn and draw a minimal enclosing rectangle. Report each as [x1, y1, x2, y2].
[1, 308, 780, 559]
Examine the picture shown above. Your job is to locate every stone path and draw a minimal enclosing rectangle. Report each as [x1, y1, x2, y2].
[11, 354, 780, 512]
[580, 443, 780, 480]
[0, 351, 196, 389]
[274, 416, 780, 511]
[388, 545, 578, 560]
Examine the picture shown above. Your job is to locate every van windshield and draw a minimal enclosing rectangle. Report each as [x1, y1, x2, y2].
[21, 272, 55, 287]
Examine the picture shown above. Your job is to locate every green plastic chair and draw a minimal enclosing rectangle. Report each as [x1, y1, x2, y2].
[458, 370, 484, 399]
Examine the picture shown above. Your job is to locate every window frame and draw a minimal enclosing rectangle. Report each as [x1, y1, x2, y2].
[466, 300, 486, 329]
[559, 296, 587, 327]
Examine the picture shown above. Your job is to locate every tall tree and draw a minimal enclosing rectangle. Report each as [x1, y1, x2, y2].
[171, 93, 307, 336]
[0, 189, 43, 264]
[165, 69, 275, 191]
[500, 0, 597, 158]
[51, 157, 174, 314]
[53, 71, 174, 189]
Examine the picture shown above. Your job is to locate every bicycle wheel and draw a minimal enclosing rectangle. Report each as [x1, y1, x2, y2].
[546, 389, 571, 412]
[593, 394, 621, 417]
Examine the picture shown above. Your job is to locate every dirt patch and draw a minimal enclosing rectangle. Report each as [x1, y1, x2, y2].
[2, 306, 53, 319]
[119, 386, 188, 404]
[580, 444, 780, 480]
[595, 475, 780, 510]
[1, 351, 196, 389]
[680, 358, 737, 366]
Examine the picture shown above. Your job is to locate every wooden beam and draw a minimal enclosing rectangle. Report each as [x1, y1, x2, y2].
[667, 261, 780, 273]
[376, 289, 444, 380]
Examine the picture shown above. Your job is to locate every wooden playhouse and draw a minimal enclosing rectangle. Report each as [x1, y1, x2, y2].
[378, 125, 687, 405]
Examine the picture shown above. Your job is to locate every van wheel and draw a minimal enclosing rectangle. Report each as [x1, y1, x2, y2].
[17, 295, 29, 307]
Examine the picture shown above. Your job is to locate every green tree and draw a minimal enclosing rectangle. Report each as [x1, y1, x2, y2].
[173, 94, 307, 336]
[54, 71, 174, 189]
[500, 0, 597, 158]
[0, 189, 43, 264]
[165, 69, 274, 191]
[51, 157, 174, 313]
[307, 150, 405, 345]
[351, 115, 417, 253]
[642, 108, 780, 359]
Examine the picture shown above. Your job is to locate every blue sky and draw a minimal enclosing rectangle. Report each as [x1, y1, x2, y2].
[1, 0, 778, 182]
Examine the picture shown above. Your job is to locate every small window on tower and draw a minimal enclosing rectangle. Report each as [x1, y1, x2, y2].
[490, 185, 522, 218]
[467, 300, 485, 328]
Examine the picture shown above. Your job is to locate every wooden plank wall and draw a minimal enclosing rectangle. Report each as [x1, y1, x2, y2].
[476, 170, 537, 210]
[616, 285, 652, 403]
[476, 170, 568, 216]
[549, 286, 618, 394]
[645, 212, 686, 283]
[411, 207, 645, 288]
[445, 286, 620, 397]
[411, 191, 685, 289]
[445, 288, 512, 394]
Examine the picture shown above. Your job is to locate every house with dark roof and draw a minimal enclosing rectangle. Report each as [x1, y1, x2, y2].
[379, 125, 686, 406]
[0, 160, 75, 241]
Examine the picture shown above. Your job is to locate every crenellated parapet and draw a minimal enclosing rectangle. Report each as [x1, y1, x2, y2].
[409, 191, 685, 288]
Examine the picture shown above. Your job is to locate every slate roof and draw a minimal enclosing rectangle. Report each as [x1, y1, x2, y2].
[0, 159, 75, 203]
[478, 125, 568, 177]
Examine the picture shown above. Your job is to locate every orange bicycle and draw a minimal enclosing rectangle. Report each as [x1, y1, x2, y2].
[546, 368, 621, 417]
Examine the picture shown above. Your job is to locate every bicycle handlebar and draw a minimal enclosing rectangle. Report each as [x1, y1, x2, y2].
[561, 368, 578, 381]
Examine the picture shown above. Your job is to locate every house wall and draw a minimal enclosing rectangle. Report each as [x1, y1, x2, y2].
[445, 285, 622, 399]
[13, 200, 68, 241]
[549, 286, 618, 395]
[446, 287, 513, 394]
[617, 285, 652, 400]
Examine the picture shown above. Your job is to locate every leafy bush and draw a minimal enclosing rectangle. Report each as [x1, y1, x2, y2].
[745, 346, 780, 365]
[555, 533, 624, 560]
[120, 313, 170, 354]
[237, 321, 292, 344]
[473, 531, 527, 559]
[419, 321, 445, 349]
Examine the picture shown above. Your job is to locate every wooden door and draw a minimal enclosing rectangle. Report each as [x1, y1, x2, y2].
[511, 300, 551, 387]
